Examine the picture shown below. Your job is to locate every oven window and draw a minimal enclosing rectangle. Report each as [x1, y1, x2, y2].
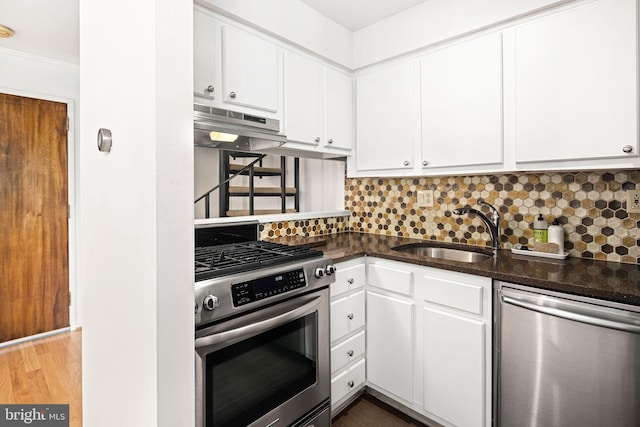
[205, 312, 318, 427]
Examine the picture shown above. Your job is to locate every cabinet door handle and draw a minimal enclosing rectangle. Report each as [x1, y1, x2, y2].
[347, 313, 354, 320]
[403, 160, 409, 166]
[347, 350, 354, 357]
[347, 380, 355, 388]
[422, 160, 429, 167]
[347, 278, 354, 284]
[623, 145, 634, 153]
[315, 137, 320, 143]
[206, 85, 215, 93]
[327, 138, 334, 144]
[229, 91, 237, 99]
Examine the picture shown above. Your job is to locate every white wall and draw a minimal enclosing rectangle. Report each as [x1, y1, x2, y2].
[198, 0, 572, 69]
[195, 0, 353, 68]
[352, 0, 568, 68]
[0, 48, 81, 328]
[79, 0, 193, 425]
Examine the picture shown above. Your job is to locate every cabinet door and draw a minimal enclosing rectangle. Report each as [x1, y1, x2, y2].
[221, 26, 280, 113]
[193, 11, 216, 102]
[325, 68, 354, 151]
[367, 291, 414, 403]
[330, 290, 365, 342]
[284, 51, 323, 145]
[420, 32, 503, 169]
[356, 61, 416, 172]
[423, 307, 485, 427]
[513, 0, 638, 163]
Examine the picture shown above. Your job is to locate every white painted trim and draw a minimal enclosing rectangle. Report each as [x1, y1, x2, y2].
[0, 327, 71, 350]
[194, 210, 351, 225]
[0, 47, 79, 69]
[0, 88, 79, 330]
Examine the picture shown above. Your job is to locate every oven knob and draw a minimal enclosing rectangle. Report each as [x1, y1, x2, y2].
[325, 265, 336, 275]
[314, 267, 325, 278]
[203, 295, 219, 311]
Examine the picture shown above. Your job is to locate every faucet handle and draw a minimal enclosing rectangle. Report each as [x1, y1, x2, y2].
[478, 199, 500, 224]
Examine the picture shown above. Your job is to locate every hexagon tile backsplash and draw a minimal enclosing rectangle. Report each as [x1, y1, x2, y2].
[346, 171, 640, 264]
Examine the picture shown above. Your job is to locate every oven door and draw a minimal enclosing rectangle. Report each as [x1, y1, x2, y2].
[195, 289, 330, 427]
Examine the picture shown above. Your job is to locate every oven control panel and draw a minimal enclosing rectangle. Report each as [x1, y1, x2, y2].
[231, 269, 307, 307]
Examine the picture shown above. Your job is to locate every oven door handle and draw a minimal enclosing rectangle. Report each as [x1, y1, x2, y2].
[195, 295, 322, 349]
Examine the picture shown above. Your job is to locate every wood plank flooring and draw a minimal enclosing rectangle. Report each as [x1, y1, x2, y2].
[0, 330, 82, 427]
[333, 394, 429, 427]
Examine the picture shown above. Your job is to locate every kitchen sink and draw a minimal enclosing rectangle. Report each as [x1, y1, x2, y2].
[391, 243, 493, 263]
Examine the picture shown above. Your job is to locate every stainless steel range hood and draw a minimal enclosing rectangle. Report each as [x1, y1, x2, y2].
[194, 104, 286, 152]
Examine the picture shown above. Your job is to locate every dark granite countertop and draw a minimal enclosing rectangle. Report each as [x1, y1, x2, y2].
[268, 232, 640, 306]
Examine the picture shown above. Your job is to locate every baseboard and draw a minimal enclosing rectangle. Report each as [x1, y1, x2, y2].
[0, 327, 71, 350]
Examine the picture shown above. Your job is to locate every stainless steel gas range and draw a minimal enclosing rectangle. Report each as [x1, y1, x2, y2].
[194, 223, 335, 427]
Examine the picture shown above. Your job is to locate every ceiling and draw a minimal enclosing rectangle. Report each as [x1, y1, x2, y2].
[300, 0, 428, 31]
[0, 0, 427, 64]
[0, 0, 78, 64]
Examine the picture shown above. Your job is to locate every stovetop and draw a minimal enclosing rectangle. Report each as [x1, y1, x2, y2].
[195, 240, 324, 281]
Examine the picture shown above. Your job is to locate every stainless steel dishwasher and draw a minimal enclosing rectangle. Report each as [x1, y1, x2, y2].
[494, 281, 640, 427]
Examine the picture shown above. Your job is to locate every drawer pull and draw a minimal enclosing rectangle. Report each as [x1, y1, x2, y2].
[347, 350, 354, 357]
[347, 313, 354, 320]
[347, 278, 354, 284]
[348, 381, 355, 388]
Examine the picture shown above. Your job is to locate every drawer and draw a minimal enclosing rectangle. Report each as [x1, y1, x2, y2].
[331, 331, 365, 374]
[422, 276, 484, 315]
[330, 290, 365, 342]
[368, 262, 412, 295]
[331, 263, 366, 298]
[331, 358, 366, 405]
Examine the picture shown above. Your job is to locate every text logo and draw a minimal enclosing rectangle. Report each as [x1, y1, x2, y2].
[0, 405, 69, 427]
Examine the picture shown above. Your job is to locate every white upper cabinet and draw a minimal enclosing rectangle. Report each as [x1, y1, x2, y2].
[284, 51, 324, 145]
[324, 67, 354, 151]
[283, 51, 354, 155]
[420, 32, 503, 172]
[355, 60, 418, 173]
[193, 9, 282, 119]
[221, 26, 280, 114]
[193, 10, 217, 103]
[510, 0, 638, 168]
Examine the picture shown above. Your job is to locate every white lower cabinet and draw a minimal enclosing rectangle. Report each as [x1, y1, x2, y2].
[329, 257, 492, 426]
[366, 260, 414, 403]
[330, 259, 367, 412]
[422, 308, 485, 427]
[415, 267, 492, 427]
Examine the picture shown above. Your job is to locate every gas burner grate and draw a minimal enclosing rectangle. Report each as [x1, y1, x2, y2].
[195, 241, 323, 281]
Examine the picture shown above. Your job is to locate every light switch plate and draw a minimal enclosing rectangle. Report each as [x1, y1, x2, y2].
[417, 190, 434, 208]
[627, 189, 640, 213]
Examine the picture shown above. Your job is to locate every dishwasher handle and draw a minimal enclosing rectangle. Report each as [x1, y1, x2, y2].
[501, 294, 640, 334]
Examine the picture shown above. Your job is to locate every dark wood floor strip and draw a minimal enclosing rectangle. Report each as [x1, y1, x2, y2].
[333, 394, 428, 427]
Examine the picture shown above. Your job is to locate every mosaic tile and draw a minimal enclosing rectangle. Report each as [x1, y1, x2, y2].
[259, 216, 350, 240]
[345, 171, 640, 265]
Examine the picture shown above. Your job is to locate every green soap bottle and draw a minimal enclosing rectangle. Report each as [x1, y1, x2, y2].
[533, 214, 548, 243]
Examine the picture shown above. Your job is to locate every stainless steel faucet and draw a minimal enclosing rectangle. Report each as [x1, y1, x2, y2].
[452, 199, 501, 251]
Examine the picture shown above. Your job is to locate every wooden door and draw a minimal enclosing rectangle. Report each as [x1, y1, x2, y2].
[0, 93, 69, 343]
